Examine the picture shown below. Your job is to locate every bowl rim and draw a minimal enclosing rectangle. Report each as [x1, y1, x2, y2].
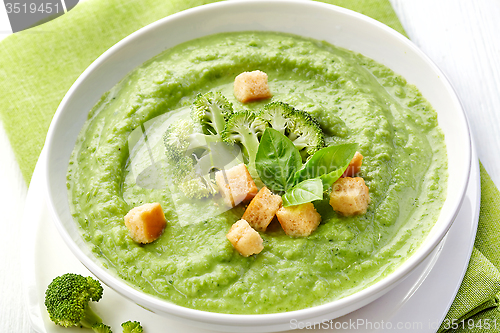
[44, 0, 471, 325]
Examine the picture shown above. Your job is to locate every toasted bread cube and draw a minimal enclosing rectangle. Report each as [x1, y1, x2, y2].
[226, 219, 264, 257]
[276, 203, 321, 237]
[124, 203, 167, 244]
[342, 151, 363, 177]
[234, 70, 272, 103]
[215, 163, 258, 207]
[330, 177, 370, 216]
[242, 187, 282, 232]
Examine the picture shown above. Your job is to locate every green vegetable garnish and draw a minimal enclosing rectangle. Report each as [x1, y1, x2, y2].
[191, 91, 234, 136]
[221, 110, 268, 178]
[255, 128, 302, 193]
[259, 101, 325, 160]
[294, 143, 358, 190]
[256, 128, 357, 205]
[282, 178, 323, 207]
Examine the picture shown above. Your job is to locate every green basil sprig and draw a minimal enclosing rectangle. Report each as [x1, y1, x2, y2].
[255, 128, 302, 193]
[282, 178, 323, 207]
[256, 128, 357, 206]
[294, 143, 358, 190]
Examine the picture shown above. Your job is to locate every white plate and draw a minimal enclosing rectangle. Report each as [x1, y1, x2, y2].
[24, 141, 479, 333]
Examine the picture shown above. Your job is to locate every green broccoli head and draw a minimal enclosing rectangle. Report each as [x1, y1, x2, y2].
[259, 102, 325, 158]
[121, 321, 143, 333]
[191, 91, 234, 136]
[288, 109, 325, 156]
[177, 168, 218, 199]
[92, 323, 113, 333]
[163, 119, 199, 161]
[163, 119, 221, 199]
[258, 101, 294, 134]
[169, 154, 196, 180]
[163, 119, 217, 161]
[167, 154, 218, 199]
[221, 111, 268, 169]
[44, 273, 104, 328]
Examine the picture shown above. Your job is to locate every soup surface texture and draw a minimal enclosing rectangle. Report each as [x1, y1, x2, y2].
[67, 31, 447, 314]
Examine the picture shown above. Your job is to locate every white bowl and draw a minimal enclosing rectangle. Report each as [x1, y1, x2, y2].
[44, 1, 471, 332]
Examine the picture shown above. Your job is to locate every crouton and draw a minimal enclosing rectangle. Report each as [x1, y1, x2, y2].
[276, 202, 321, 237]
[242, 187, 282, 231]
[124, 203, 167, 244]
[330, 177, 370, 216]
[215, 163, 258, 207]
[342, 151, 363, 177]
[226, 219, 264, 257]
[234, 70, 272, 103]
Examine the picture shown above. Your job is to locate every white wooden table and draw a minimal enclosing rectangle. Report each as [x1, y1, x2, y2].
[0, 1, 499, 331]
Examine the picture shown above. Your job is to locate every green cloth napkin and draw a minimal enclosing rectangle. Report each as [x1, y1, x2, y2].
[438, 165, 500, 333]
[0, 0, 498, 331]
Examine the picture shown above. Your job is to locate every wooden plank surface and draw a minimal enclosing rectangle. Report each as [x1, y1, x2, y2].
[391, 0, 500, 187]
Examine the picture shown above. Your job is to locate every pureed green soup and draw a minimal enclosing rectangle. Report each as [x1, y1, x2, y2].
[67, 32, 447, 314]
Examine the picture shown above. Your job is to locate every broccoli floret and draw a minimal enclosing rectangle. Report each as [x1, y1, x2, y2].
[288, 109, 325, 156]
[191, 91, 234, 136]
[177, 162, 218, 199]
[259, 102, 325, 158]
[168, 154, 218, 199]
[92, 323, 113, 333]
[121, 321, 143, 333]
[258, 101, 294, 134]
[163, 120, 219, 199]
[44, 273, 104, 329]
[221, 111, 268, 174]
[163, 92, 248, 199]
[163, 119, 218, 161]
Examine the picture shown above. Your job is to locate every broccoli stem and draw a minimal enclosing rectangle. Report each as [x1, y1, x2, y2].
[291, 136, 308, 150]
[187, 132, 221, 154]
[211, 104, 227, 136]
[239, 129, 261, 180]
[79, 306, 102, 328]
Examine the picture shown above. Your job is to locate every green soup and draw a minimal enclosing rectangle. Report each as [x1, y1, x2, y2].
[67, 31, 447, 314]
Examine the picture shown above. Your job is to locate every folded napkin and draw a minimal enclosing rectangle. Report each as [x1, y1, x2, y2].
[0, 0, 498, 331]
[438, 166, 500, 333]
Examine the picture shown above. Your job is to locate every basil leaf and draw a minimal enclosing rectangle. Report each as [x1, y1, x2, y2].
[319, 168, 347, 190]
[294, 143, 358, 189]
[282, 178, 323, 207]
[256, 128, 302, 193]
